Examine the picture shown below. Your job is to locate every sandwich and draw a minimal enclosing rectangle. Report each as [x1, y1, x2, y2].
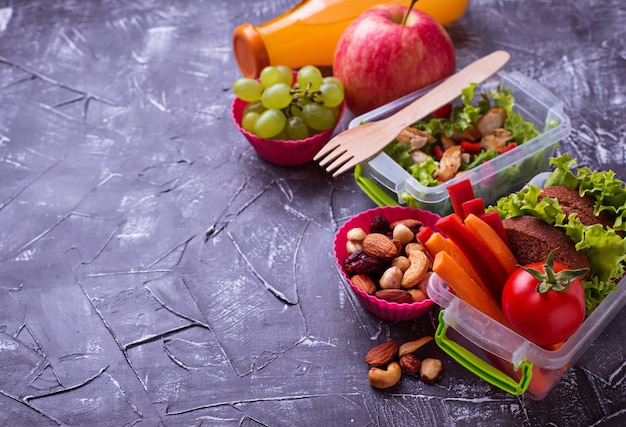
[491, 153, 626, 314]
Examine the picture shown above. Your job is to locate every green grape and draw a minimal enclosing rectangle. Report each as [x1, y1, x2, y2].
[297, 65, 323, 92]
[244, 101, 266, 116]
[254, 109, 287, 139]
[233, 77, 263, 102]
[260, 83, 292, 110]
[260, 66, 291, 88]
[241, 111, 260, 133]
[285, 116, 310, 140]
[318, 82, 344, 107]
[276, 65, 293, 85]
[273, 127, 290, 141]
[290, 96, 313, 118]
[301, 102, 336, 131]
[323, 76, 344, 91]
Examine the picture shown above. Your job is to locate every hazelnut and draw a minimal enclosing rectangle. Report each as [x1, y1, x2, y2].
[420, 358, 443, 383]
[399, 353, 421, 375]
[379, 266, 403, 290]
[346, 227, 367, 242]
[391, 255, 411, 272]
[392, 224, 414, 244]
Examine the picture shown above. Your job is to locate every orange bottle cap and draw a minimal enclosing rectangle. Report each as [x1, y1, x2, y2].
[232, 23, 270, 78]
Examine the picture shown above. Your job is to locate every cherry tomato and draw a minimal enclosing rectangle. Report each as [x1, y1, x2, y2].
[501, 252, 587, 347]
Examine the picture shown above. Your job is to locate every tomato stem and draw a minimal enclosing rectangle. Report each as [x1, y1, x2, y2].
[521, 250, 589, 293]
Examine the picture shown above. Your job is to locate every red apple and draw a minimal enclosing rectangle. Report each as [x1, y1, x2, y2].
[333, 4, 456, 116]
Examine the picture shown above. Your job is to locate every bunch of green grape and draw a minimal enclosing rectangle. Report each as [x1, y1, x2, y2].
[233, 65, 345, 140]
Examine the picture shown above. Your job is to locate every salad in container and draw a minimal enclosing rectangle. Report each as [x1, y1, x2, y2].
[350, 71, 571, 215]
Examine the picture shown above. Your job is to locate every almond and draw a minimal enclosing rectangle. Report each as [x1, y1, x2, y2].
[365, 340, 399, 367]
[375, 289, 414, 305]
[362, 233, 401, 259]
[350, 274, 377, 295]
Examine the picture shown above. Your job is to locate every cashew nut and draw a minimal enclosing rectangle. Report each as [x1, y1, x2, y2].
[404, 242, 425, 256]
[401, 249, 431, 289]
[379, 265, 403, 289]
[368, 362, 402, 389]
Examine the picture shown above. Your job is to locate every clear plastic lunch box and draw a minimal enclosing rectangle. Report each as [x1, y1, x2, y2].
[428, 273, 626, 400]
[426, 173, 626, 400]
[349, 71, 572, 215]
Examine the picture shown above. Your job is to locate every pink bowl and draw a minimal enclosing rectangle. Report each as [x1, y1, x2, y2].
[333, 206, 441, 322]
[231, 71, 345, 167]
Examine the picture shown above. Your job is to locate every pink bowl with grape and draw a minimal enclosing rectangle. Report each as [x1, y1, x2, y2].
[231, 69, 345, 167]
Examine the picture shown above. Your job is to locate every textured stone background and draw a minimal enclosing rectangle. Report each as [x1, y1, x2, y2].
[0, 1, 624, 425]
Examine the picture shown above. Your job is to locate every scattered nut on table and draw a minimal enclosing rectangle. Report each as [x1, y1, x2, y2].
[399, 353, 422, 375]
[368, 362, 402, 389]
[420, 358, 444, 383]
[365, 340, 399, 367]
[365, 337, 441, 388]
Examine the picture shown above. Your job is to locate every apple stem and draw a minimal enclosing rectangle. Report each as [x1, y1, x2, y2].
[401, 0, 419, 26]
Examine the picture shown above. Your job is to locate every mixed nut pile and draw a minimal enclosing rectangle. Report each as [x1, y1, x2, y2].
[365, 337, 443, 389]
[342, 214, 433, 303]
[341, 213, 444, 388]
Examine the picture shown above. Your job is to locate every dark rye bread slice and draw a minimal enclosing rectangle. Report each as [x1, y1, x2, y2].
[503, 216, 591, 277]
[539, 186, 615, 229]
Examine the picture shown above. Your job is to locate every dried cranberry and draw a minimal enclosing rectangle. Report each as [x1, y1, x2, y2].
[369, 215, 390, 235]
[343, 250, 385, 277]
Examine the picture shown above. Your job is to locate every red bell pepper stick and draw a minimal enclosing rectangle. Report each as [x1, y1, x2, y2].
[461, 141, 482, 154]
[432, 144, 444, 161]
[416, 225, 435, 258]
[432, 103, 453, 119]
[416, 225, 434, 246]
[435, 213, 509, 302]
[446, 179, 475, 219]
[462, 198, 485, 218]
[500, 142, 517, 154]
[479, 211, 509, 245]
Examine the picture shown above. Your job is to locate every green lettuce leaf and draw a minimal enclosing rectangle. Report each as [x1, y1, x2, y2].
[408, 157, 440, 187]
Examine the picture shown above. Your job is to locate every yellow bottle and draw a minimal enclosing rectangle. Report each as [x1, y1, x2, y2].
[233, 0, 470, 77]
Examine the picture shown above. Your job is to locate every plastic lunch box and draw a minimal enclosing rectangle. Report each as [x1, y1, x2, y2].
[427, 173, 626, 400]
[349, 71, 571, 216]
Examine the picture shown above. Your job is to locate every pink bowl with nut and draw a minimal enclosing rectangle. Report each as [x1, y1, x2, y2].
[333, 206, 441, 322]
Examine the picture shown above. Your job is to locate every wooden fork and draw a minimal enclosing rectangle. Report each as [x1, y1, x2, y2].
[314, 50, 511, 177]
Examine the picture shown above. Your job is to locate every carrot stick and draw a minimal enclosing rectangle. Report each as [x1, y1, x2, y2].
[464, 213, 518, 276]
[433, 251, 511, 327]
[424, 232, 491, 297]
